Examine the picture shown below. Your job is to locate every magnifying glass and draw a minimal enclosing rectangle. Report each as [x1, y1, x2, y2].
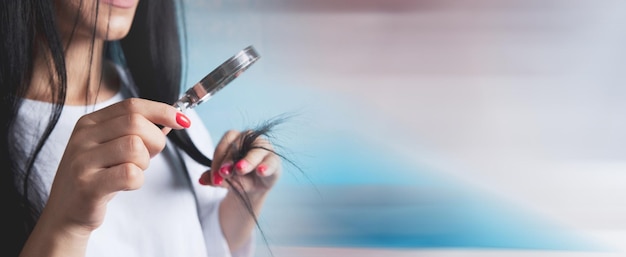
[173, 45, 260, 111]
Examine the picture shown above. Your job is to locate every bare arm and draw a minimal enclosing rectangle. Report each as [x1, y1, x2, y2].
[219, 190, 269, 251]
[19, 212, 92, 257]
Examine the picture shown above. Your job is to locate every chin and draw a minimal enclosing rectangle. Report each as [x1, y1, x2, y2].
[100, 16, 134, 41]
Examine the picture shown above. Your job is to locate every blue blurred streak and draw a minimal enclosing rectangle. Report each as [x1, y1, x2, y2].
[262, 183, 598, 250]
[191, 72, 600, 252]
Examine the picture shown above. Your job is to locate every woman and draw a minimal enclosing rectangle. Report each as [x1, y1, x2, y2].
[0, 0, 280, 257]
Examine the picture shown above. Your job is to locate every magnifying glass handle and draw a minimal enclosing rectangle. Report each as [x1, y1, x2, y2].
[173, 45, 260, 111]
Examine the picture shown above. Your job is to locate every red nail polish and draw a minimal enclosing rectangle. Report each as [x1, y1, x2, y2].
[235, 160, 248, 171]
[213, 172, 223, 186]
[176, 112, 191, 128]
[199, 172, 210, 185]
[257, 164, 268, 175]
[219, 163, 233, 177]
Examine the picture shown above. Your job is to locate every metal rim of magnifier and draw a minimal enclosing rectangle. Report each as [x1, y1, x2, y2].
[198, 45, 260, 93]
[173, 45, 260, 111]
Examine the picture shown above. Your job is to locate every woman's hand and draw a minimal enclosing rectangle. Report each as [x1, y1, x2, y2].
[198, 129, 282, 252]
[198, 130, 281, 195]
[40, 98, 190, 235]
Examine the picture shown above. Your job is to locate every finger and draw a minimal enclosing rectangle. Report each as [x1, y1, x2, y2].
[255, 153, 282, 177]
[233, 138, 274, 175]
[161, 127, 172, 135]
[77, 113, 167, 157]
[211, 130, 241, 173]
[91, 163, 145, 195]
[217, 161, 234, 178]
[78, 135, 151, 170]
[198, 170, 226, 188]
[80, 98, 190, 130]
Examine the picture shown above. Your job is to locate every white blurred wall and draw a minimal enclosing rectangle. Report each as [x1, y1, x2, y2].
[185, 0, 626, 255]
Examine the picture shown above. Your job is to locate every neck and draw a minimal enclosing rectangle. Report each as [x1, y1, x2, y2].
[28, 36, 118, 105]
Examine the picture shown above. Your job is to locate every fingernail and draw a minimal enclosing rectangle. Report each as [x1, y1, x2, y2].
[199, 172, 210, 185]
[235, 160, 248, 172]
[213, 172, 223, 186]
[257, 164, 268, 175]
[219, 162, 233, 177]
[176, 112, 191, 128]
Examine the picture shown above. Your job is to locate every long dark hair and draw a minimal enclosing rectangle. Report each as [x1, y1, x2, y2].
[0, 0, 215, 255]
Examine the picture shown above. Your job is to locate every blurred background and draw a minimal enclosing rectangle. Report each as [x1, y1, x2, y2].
[182, 0, 626, 256]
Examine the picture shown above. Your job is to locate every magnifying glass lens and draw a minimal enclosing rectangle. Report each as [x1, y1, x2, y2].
[173, 45, 260, 111]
